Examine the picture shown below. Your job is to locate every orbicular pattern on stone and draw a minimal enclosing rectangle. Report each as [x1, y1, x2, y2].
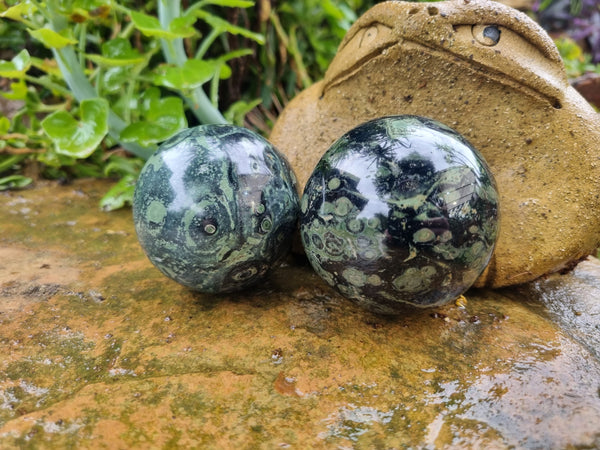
[300, 116, 499, 314]
[133, 125, 299, 293]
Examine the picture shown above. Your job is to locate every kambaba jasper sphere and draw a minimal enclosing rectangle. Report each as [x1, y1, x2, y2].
[133, 124, 299, 293]
[300, 116, 500, 314]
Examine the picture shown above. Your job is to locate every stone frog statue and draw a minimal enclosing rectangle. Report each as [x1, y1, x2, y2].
[270, 0, 600, 288]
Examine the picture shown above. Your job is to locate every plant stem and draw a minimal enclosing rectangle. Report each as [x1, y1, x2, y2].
[210, 64, 222, 106]
[157, 0, 188, 65]
[51, 47, 96, 102]
[24, 75, 73, 97]
[195, 28, 220, 60]
[35, 102, 71, 113]
[78, 22, 87, 71]
[270, 12, 312, 89]
[288, 26, 312, 88]
[157, 0, 227, 125]
[119, 21, 136, 40]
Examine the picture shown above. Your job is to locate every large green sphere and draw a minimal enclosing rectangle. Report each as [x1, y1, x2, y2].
[133, 125, 299, 293]
[300, 116, 500, 314]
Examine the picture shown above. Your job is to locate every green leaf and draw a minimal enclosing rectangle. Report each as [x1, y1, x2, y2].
[130, 10, 196, 39]
[0, 155, 25, 173]
[321, 0, 356, 30]
[170, 15, 197, 36]
[0, 2, 38, 23]
[129, 11, 163, 35]
[101, 66, 130, 93]
[103, 155, 144, 177]
[0, 50, 31, 78]
[86, 38, 145, 66]
[30, 56, 62, 77]
[194, 10, 264, 44]
[49, 0, 110, 16]
[556, 37, 583, 62]
[59, 1, 111, 22]
[0, 80, 28, 101]
[219, 48, 254, 62]
[37, 147, 76, 169]
[28, 28, 78, 49]
[193, 0, 255, 8]
[0, 175, 33, 191]
[42, 98, 109, 158]
[224, 98, 261, 126]
[120, 88, 186, 146]
[0, 116, 10, 135]
[99, 174, 137, 211]
[153, 59, 218, 90]
[218, 63, 231, 79]
[570, 0, 582, 15]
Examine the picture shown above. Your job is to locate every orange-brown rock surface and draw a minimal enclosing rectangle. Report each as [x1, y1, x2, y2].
[1, 180, 600, 447]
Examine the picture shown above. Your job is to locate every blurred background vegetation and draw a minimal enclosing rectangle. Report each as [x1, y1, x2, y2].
[0, 0, 598, 209]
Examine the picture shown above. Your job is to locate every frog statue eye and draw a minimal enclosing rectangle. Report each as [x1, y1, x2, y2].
[472, 24, 501, 46]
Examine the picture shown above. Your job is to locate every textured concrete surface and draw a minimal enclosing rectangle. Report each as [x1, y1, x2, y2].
[1, 180, 599, 448]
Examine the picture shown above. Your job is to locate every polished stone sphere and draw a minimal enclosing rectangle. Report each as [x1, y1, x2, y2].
[133, 125, 299, 293]
[300, 116, 500, 314]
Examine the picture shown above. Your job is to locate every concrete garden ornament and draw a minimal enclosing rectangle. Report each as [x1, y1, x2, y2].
[270, 0, 600, 288]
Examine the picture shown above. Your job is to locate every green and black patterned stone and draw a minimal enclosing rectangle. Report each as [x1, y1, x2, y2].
[133, 125, 299, 293]
[300, 116, 500, 314]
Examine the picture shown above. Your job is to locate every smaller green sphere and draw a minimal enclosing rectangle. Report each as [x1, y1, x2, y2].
[133, 125, 299, 293]
[300, 116, 500, 314]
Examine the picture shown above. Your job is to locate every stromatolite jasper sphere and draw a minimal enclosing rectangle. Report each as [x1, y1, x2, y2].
[300, 116, 500, 314]
[133, 125, 299, 293]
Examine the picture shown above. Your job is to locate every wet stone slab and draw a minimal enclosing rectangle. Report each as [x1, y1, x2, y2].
[0, 180, 599, 448]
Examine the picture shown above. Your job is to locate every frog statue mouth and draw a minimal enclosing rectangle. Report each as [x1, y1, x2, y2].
[322, 0, 568, 109]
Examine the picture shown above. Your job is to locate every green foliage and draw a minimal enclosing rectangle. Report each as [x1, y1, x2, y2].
[538, 0, 584, 15]
[129, 10, 196, 39]
[555, 36, 600, 78]
[257, 0, 367, 105]
[41, 98, 109, 158]
[0, 174, 33, 190]
[153, 59, 218, 90]
[28, 27, 78, 48]
[1, 1, 395, 209]
[0, 0, 263, 208]
[119, 88, 187, 147]
[232, 0, 379, 134]
[0, 50, 32, 77]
